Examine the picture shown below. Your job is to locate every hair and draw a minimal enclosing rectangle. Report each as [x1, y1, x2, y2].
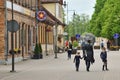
[102, 47, 106, 50]
[87, 40, 91, 43]
[77, 52, 80, 54]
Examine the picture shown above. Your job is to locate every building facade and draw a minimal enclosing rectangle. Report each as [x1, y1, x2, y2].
[0, 0, 64, 64]
[42, 0, 65, 50]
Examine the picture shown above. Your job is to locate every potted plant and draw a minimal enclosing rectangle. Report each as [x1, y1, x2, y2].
[38, 43, 43, 58]
[32, 43, 43, 59]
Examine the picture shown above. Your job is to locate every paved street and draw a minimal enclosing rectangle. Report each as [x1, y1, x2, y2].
[0, 50, 120, 80]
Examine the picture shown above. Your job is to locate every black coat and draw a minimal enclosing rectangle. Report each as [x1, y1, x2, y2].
[84, 44, 94, 62]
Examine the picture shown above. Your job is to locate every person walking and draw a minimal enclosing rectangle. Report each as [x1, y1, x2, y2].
[67, 47, 72, 60]
[100, 47, 109, 71]
[73, 52, 82, 71]
[84, 40, 95, 72]
[107, 40, 111, 51]
[100, 40, 104, 49]
[67, 41, 73, 59]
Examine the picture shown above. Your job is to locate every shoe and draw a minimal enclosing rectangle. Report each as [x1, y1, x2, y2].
[87, 68, 89, 72]
[76, 68, 79, 71]
[106, 69, 109, 71]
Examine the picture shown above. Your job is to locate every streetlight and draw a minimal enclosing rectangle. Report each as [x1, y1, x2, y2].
[63, 1, 68, 24]
[72, 11, 76, 36]
[10, 0, 15, 72]
[63, 1, 76, 40]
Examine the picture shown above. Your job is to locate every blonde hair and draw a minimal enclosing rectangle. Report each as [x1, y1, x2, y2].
[102, 47, 106, 50]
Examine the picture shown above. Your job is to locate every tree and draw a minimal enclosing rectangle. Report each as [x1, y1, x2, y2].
[66, 14, 90, 39]
[33, 43, 43, 59]
[89, 0, 120, 40]
[88, 0, 106, 36]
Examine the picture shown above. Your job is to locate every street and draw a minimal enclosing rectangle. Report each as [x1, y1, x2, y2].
[0, 50, 120, 80]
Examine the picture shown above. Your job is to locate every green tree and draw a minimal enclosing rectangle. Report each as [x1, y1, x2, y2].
[89, 0, 107, 37]
[66, 14, 90, 38]
[89, 0, 120, 40]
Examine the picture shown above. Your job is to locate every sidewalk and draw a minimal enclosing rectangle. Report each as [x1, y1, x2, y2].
[0, 50, 120, 80]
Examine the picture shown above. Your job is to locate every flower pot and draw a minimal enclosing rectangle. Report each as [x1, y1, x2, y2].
[32, 54, 43, 59]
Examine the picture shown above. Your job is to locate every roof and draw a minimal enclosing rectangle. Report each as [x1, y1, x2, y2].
[41, 0, 63, 5]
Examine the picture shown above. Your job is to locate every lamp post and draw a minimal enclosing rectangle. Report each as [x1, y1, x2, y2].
[72, 11, 76, 36]
[10, 0, 15, 72]
[63, 1, 76, 40]
[63, 1, 68, 24]
[63, 1, 69, 40]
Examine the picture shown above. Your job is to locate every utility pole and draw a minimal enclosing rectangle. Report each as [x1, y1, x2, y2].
[10, 0, 15, 72]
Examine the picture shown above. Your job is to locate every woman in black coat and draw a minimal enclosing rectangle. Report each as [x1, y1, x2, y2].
[84, 40, 95, 72]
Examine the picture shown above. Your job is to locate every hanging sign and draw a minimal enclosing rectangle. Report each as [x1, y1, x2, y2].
[36, 10, 47, 22]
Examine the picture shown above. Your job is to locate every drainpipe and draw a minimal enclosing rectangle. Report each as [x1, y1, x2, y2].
[4, 0, 8, 62]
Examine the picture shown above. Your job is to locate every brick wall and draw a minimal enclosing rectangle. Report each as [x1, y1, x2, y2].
[0, 1, 5, 59]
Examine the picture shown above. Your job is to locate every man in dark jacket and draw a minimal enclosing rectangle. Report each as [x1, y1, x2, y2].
[84, 40, 95, 72]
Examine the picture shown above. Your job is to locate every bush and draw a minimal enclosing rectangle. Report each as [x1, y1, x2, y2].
[33, 43, 43, 59]
[94, 46, 100, 49]
[34, 43, 40, 54]
[110, 46, 119, 51]
[38, 43, 42, 53]
[73, 40, 78, 48]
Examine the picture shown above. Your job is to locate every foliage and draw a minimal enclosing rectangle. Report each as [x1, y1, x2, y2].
[88, 0, 106, 37]
[94, 46, 100, 49]
[73, 40, 78, 48]
[110, 46, 120, 51]
[38, 43, 42, 53]
[66, 14, 90, 39]
[34, 43, 42, 54]
[89, 0, 120, 41]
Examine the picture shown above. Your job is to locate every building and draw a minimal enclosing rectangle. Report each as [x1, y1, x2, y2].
[0, 0, 65, 64]
[42, 0, 65, 52]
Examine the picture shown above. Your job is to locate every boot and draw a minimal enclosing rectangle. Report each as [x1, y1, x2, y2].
[86, 67, 89, 72]
[76, 68, 79, 71]
[105, 65, 109, 71]
[102, 65, 104, 71]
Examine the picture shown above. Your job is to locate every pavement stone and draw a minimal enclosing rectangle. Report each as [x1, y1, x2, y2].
[0, 50, 120, 80]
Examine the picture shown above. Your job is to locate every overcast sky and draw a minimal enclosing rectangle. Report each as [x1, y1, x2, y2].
[63, 0, 96, 21]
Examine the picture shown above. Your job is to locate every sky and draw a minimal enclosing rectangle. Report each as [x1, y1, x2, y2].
[63, 0, 96, 21]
